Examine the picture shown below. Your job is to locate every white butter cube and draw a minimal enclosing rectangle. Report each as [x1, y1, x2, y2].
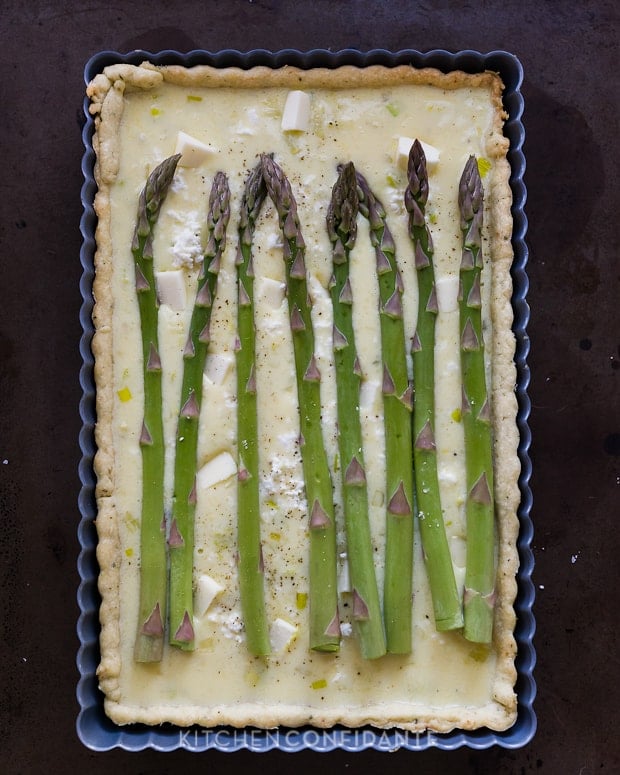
[281, 91, 311, 132]
[257, 276, 286, 309]
[438, 463, 459, 485]
[269, 618, 298, 652]
[196, 452, 237, 489]
[174, 130, 217, 167]
[337, 556, 351, 594]
[204, 352, 234, 387]
[359, 378, 382, 411]
[155, 270, 186, 311]
[265, 231, 284, 249]
[395, 137, 441, 170]
[435, 275, 459, 312]
[195, 574, 224, 616]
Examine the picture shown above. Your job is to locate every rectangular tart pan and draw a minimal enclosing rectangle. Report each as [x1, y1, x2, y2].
[77, 46, 534, 752]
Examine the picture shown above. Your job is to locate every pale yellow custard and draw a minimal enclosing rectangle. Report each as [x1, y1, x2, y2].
[87, 63, 520, 731]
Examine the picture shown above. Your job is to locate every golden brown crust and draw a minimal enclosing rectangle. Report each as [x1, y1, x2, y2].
[486, 153, 520, 713]
[91, 120, 123, 701]
[88, 61, 519, 733]
[87, 61, 506, 93]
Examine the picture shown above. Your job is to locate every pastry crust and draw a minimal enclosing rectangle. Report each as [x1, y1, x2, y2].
[88, 62, 519, 732]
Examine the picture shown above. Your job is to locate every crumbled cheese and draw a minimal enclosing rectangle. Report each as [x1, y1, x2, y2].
[233, 107, 260, 136]
[386, 186, 404, 214]
[167, 209, 203, 269]
[260, 434, 306, 512]
[170, 166, 187, 193]
[207, 610, 244, 642]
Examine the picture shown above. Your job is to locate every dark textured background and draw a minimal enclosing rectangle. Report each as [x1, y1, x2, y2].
[1, 1, 618, 773]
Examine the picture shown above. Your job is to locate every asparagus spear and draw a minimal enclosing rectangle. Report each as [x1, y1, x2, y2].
[261, 154, 340, 653]
[406, 140, 463, 631]
[236, 160, 271, 655]
[458, 155, 496, 643]
[131, 154, 180, 662]
[355, 170, 414, 654]
[327, 162, 386, 659]
[169, 172, 231, 650]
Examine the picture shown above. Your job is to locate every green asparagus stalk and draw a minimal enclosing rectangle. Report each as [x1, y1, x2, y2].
[236, 160, 271, 655]
[131, 154, 180, 662]
[458, 155, 496, 643]
[169, 172, 231, 650]
[355, 170, 414, 654]
[406, 140, 463, 631]
[261, 153, 340, 653]
[326, 162, 386, 659]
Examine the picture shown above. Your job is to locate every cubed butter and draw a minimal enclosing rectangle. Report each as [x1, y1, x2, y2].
[395, 137, 441, 170]
[359, 378, 382, 413]
[195, 574, 224, 616]
[435, 275, 459, 312]
[269, 618, 298, 652]
[174, 130, 217, 167]
[337, 556, 351, 594]
[265, 231, 284, 250]
[196, 452, 237, 490]
[155, 270, 186, 311]
[281, 91, 311, 132]
[257, 276, 286, 310]
[204, 352, 234, 387]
